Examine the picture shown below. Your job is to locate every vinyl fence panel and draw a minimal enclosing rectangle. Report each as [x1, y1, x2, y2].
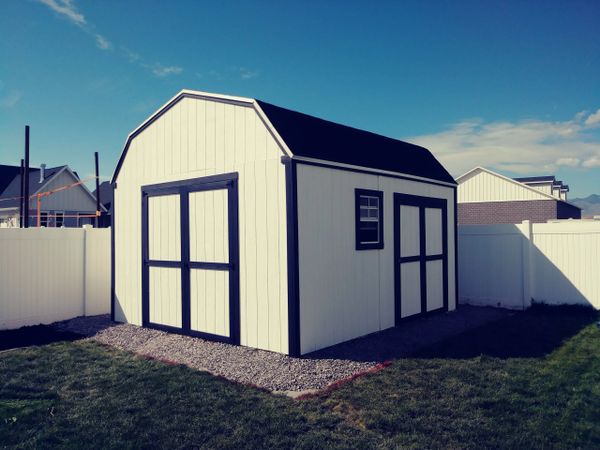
[459, 220, 600, 309]
[0, 226, 110, 330]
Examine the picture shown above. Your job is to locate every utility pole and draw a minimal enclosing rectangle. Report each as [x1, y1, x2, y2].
[24, 126, 30, 228]
[19, 158, 24, 228]
[94, 151, 100, 228]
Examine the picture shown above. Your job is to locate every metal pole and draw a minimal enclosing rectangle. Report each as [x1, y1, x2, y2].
[19, 159, 24, 228]
[94, 151, 100, 228]
[24, 126, 30, 228]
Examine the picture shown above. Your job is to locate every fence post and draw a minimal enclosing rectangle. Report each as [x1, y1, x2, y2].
[83, 224, 91, 316]
[520, 220, 533, 310]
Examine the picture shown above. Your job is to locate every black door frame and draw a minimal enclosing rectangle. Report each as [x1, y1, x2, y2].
[141, 172, 240, 345]
[394, 193, 448, 325]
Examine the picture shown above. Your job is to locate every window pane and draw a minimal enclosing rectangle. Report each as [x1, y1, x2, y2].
[368, 208, 378, 219]
[359, 222, 379, 243]
[369, 197, 379, 208]
[360, 196, 369, 206]
[360, 207, 369, 218]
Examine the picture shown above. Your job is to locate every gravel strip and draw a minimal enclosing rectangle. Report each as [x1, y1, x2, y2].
[53, 305, 513, 392]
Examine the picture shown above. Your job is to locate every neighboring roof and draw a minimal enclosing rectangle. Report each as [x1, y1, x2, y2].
[513, 175, 555, 183]
[0, 165, 22, 194]
[0, 164, 105, 211]
[457, 167, 581, 209]
[0, 164, 66, 200]
[112, 89, 456, 185]
[94, 181, 114, 209]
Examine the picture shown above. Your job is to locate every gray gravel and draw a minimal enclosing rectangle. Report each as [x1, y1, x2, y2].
[53, 305, 513, 393]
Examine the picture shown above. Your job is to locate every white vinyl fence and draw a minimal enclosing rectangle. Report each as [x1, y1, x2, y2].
[459, 220, 600, 310]
[0, 226, 111, 330]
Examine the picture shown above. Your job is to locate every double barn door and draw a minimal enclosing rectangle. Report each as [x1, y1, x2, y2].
[141, 174, 240, 344]
[394, 193, 448, 323]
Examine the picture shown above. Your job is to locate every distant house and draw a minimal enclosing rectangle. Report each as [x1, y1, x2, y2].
[457, 167, 581, 224]
[0, 163, 105, 228]
[93, 181, 113, 228]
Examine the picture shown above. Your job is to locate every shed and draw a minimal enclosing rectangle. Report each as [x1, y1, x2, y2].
[111, 90, 458, 355]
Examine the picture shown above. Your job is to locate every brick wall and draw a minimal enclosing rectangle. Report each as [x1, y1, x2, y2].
[458, 200, 564, 224]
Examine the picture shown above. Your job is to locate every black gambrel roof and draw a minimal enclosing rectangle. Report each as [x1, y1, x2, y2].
[257, 100, 455, 184]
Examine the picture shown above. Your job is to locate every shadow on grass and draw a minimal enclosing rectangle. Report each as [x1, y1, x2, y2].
[0, 325, 83, 351]
[415, 304, 598, 359]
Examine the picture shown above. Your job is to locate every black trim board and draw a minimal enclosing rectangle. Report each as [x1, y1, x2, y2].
[140, 173, 240, 345]
[453, 186, 459, 310]
[282, 156, 300, 357]
[110, 183, 115, 322]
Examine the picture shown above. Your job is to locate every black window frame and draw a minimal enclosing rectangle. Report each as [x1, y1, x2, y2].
[355, 188, 384, 250]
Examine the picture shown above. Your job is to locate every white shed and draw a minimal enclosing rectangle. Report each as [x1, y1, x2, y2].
[111, 90, 457, 356]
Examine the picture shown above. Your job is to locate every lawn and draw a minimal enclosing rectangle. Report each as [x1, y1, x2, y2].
[1, 305, 599, 449]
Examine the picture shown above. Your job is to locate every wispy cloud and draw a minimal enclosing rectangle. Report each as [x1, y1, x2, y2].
[238, 67, 258, 80]
[36, 0, 86, 26]
[149, 64, 183, 78]
[585, 108, 600, 127]
[36, 0, 112, 50]
[1, 90, 24, 108]
[36, 0, 183, 77]
[408, 110, 600, 176]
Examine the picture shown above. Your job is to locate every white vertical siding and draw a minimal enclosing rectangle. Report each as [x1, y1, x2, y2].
[114, 97, 289, 354]
[296, 164, 456, 354]
[458, 169, 549, 203]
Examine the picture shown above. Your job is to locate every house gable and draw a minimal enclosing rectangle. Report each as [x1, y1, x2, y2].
[457, 167, 553, 203]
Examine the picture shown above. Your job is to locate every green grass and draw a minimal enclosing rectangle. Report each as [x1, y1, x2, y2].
[1, 306, 599, 449]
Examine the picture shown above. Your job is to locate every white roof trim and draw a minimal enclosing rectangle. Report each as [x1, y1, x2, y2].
[293, 156, 457, 187]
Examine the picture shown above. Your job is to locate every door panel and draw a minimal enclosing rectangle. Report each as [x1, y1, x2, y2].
[190, 269, 230, 337]
[426, 260, 444, 311]
[400, 205, 420, 257]
[425, 208, 443, 256]
[189, 189, 229, 264]
[148, 194, 181, 261]
[149, 267, 182, 327]
[400, 262, 421, 318]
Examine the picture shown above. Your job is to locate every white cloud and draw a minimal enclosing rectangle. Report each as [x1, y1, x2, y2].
[408, 110, 600, 176]
[36, 0, 186, 76]
[584, 109, 600, 127]
[36, 0, 86, 27]
[238, 67, 258, 80]
[1, 90, 24, 108]
[149, 64, 183, 77]
[36, 0, 112, 50]
[582, 156, 600, 168]
[94, 34, 111, 50]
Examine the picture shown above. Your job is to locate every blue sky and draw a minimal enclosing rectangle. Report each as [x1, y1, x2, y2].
[1, 0, 599, 197]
